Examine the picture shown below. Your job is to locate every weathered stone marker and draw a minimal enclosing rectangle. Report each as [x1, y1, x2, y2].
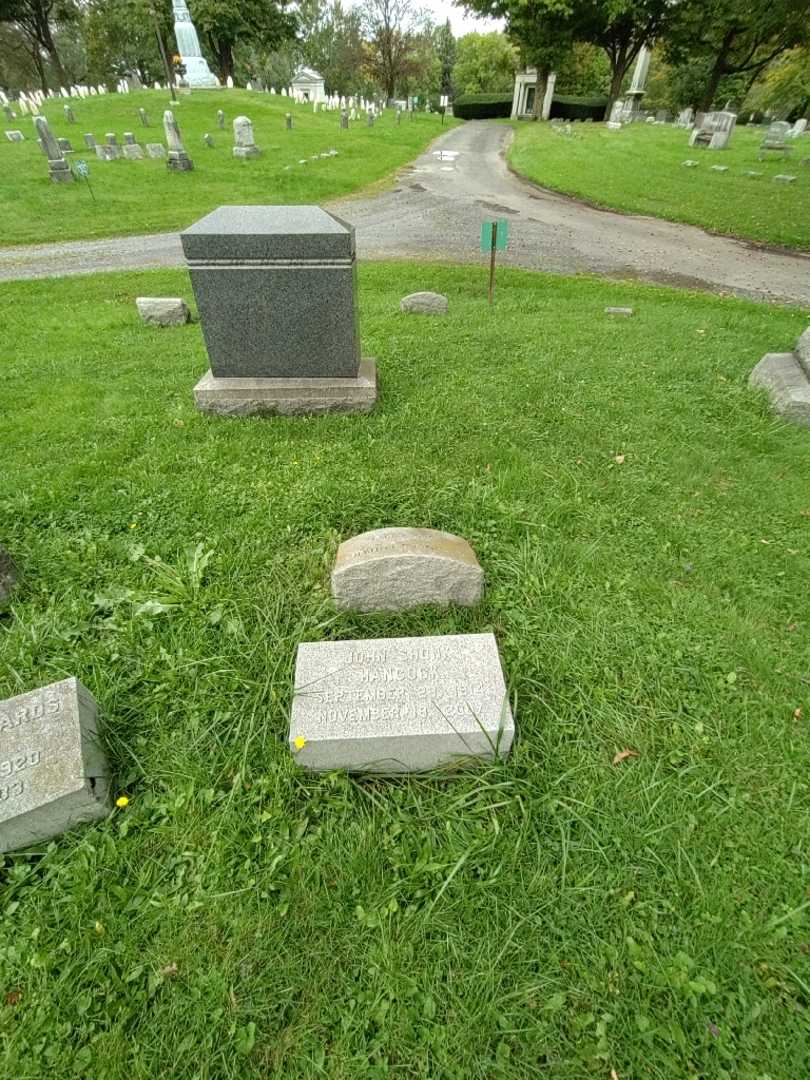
[289, 633, 514, 773]
[164, 109, 193, 171]
[216, 109, 225, 129]
[0, 678, 111, 852]
[5, 130, 24, 142]
[286, 112, 293, 130]
[749, 327, 810, 427]
[34, 116, 72, 183]
[183, 205, 377, 415]
[232, 115, 260, 158]
[136, 297, 191, 325]
[400, 291, 448, 315]
[145, 143, 166, 159]
[332, 528, 484, 612]
[0, 545, 18, 603]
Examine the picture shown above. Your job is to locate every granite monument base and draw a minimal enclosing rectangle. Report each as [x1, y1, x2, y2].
[167, 150, 194, 172]
[48, 159, 73, 183]
[193, 358, 378, 416]
[233, 146, 261, 159]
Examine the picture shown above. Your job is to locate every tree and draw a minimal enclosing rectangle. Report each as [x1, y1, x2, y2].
[84, 0, 169, 85]
[362, 0, 422, 101]
[748, 47, 810, 118]
[435, 18, 455, 96]
[300, 0, 364, 96]
[664, 0, 810, 113]
[0, 0, 78, 87]
[574, 0, 670, 108]
[191, 0, 296, 84]
[452, 31, 517, 94]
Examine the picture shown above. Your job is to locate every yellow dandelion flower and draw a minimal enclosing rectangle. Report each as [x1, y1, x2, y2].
[293, 736, 307, 751]
[116, 795, 130, 808]
[129, 523, 137, 529]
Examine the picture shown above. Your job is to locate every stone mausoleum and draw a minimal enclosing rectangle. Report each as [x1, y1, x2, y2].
[291, 67, 326, 103]
[511, 69, 557, 120]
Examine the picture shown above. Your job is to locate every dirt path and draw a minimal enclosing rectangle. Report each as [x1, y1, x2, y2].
[2, 122, 808, 306]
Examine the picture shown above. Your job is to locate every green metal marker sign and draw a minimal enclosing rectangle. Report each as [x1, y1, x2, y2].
[480, 219, 508, 252]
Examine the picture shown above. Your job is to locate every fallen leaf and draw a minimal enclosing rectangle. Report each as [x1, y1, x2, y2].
[173, 419, 185, 428]
[160, 962, 179, 979]
[787, 623, 798, 632]
[614, 454, 625, 465]
[794, 708, 802, 721]
[612, 748, 639, 765]
[611, 1070, 620, 1080]
[4, 989, 22, 1006]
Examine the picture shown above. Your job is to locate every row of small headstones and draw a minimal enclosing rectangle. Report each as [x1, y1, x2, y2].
[681, 161, 805, 182]
[0, 526, 514, 854]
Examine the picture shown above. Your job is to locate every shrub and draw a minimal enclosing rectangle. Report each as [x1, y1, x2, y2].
[452, 93, 513, 120]
[549, 94, 609, 121]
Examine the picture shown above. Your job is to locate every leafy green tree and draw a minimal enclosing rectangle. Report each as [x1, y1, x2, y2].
[664, 0, 810, 112]
[84, 0, 169, 85]
[452, 31, 517, 94]
[748, 47, 810, 118]
[191, 0, 296, 84]
[362, 0, 423, 100]
[0, 0, 78, 87]
[435, 17, 455, 95]
[300, 0, 364, 96]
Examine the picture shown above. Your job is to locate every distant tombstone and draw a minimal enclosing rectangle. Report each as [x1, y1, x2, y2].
[95, 145, 117, 160]
[63, 104, 76, 123]
[164, 110, 193, 171]
[123, 131, 136, 144]
[789, 118, 807, 138]
[285, 112, 293, 130]
[138, 108, 150, 127]
[331, 528, 484, 612]
[83, 132, 96, 148]
[203, 132, 214, 147]
[340, 110, 349, 129]
[123, 143, 144, 159]
[4, 130, 24, 142]
[288, 633, 514, 773]
[183, 205, 377, 416]
[676, 107, 694, 128]
[773, 174, 797, 182]
[749, 327, 810, 428]
[105, 132, 120, 157]
[367, 113, 374, 127]
[226, 76, 234, 89]
[0, 678, 111, 853]
[136, 297, 190, 325]
[145, 143, 166, 158]
[2, 104, 14, 121]
[759, 120, 793, 159]
[689, 110, 736, 149]
[232, 115, 261, 158]
[0, 545, 18, 603]
[216, 109, 225, 129]
[57, 137, 73, 153]
[34, 116, 72, 182]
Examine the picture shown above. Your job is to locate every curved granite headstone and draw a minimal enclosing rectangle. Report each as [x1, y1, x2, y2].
[331, 527, 483, 612]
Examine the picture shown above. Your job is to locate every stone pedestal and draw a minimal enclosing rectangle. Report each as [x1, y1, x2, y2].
[48, 158, 73, 182]
[182, 205, 377, 416]
[749, 329, 810, 427]
[168, 149, 193, 171]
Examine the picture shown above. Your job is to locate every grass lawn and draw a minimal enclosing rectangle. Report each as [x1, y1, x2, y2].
[509, 121, 810, 251]
[2, 263, 810, 1077]
[0, 90, 451, 246]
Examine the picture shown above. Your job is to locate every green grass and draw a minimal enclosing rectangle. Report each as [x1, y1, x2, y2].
[509, 121, 810, 250]
[2, 263, 810, 1078]
[0, 89, 452, 246]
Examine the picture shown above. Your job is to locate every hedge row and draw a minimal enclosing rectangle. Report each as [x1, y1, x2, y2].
[453, 92, 609, 122]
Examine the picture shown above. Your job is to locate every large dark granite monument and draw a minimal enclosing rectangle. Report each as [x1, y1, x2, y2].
[182, 205, 377, 415]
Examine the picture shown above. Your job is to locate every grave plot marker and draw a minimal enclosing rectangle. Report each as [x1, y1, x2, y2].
[480, 219, 508, 305]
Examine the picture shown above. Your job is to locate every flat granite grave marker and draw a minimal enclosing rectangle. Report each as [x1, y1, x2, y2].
[183, 205, 377, 415]
[0, 678, 111, 852]
[332, 527, 483, 612]
[5, 130, 24, 142]
[289, 633, 514, 773]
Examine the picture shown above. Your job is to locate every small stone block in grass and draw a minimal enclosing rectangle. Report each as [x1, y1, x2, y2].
[605, 307, 634, 316]
[400, 292, 448, 315]
[289, 633, 514, 773]
[710, 165, 729, 172]
[331, 527, 484, 612]
[0, 678, 111, 853]
[773, 174, 797, 183]
[681, 160, 698, 167]
[136, 297, 190, 326]
[749, 352, 810, 428]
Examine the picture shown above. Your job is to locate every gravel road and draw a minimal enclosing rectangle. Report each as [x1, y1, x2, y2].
[2, 122, 808, 306]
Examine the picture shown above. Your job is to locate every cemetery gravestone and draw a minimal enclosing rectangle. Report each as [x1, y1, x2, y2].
[689, 110, 736, 149]
[286, 113, 293, 130]
[124, 132, 136, 145]
[749, 328, 810, 427]
[0, 678, 111, 853]
[0, 545, 18, 603]
[232, 116, 261, 158]
[34, 116, 72, 183]
[759, 121, 792, 159]
[216, 109, 225, 129]
[2, 105, 14, 121]
[63, 105, 76, 123]
[95, 145, 117, 161]
[123, 143, 144, 160]
[331, 528, 484, 612]
[146, 143, 166, 159]
[164, 110, 193, 171]
[184, 205, 377, 415]
[289, 633, 514, 773]
[5, 130, 24, 142]
[136, 297, 190, 325]
[341, 110, 349, 129]
[57, 138, 73, 153]
[789, 119, 807, 138]
[83, 133, 96, 148]
[139, 108, 150, 126]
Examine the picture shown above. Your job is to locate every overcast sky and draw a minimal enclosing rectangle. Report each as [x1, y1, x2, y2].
[420, 0, 504, 36]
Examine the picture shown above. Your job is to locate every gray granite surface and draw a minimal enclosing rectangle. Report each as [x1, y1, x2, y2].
[0, 678, 111, 852]
[289, 633, 514, 773]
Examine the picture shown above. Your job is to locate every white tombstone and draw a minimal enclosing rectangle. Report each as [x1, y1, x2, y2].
[789, 118, 807, 139]
[226, 75, 234, 89]
[232, 115, 261, 158]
